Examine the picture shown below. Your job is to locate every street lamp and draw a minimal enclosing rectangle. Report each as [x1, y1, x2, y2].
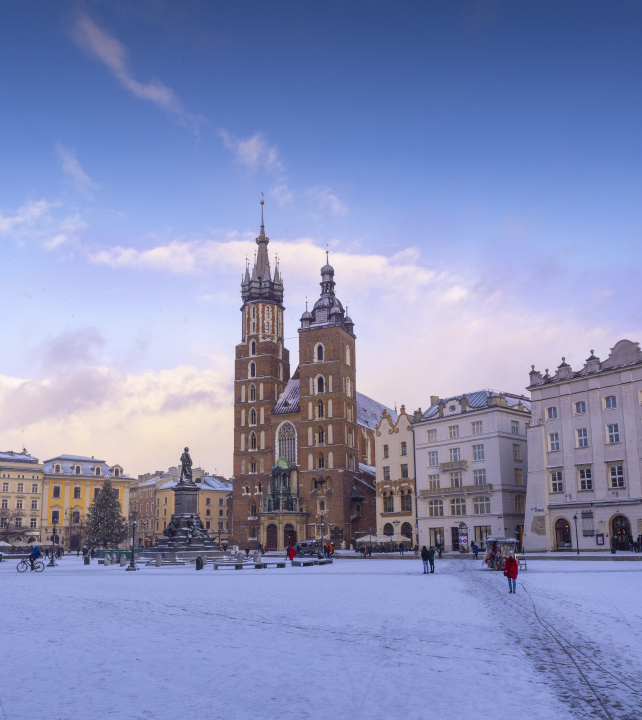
[126, 509, 138, 571]
[218, 520, 223, 547]
[572, 514, 580, 556]
[47, 522, 58, 566]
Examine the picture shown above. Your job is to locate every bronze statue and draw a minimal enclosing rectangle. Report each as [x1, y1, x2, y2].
[180, 447, 193, 483]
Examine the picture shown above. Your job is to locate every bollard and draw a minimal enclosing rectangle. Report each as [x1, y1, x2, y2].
[155, 554, 162, 567]
[120, 555, 127, 567]
[104, 555, 111, 566]
[83, 555, 90, 565]
[195, 556, 204, 571]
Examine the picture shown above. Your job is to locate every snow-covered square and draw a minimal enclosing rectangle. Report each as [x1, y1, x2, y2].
[2, 556, 640, 720]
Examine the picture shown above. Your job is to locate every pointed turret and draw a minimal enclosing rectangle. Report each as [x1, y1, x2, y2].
[241, 200, 284, 305]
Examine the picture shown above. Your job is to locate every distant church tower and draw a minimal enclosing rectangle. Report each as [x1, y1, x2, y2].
[232, 202, 290, 543]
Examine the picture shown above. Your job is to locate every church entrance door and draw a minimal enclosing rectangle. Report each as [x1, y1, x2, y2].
[284, 523, 297, 548]
[266, 524, 278, 551]
[612, 515, 631, 550]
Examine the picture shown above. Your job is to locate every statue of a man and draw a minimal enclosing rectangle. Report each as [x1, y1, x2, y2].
[180, 447, 193, 483]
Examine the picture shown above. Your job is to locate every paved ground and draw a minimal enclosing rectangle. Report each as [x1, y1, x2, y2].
[1, 556, 640, 720]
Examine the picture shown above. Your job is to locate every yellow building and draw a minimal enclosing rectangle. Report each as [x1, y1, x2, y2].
[152, 467, 232, 543]
[0, 449, 44, 544]
[43, 454, 133, 551]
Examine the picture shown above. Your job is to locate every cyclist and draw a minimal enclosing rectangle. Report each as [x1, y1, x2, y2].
[28, 544, 40, 571]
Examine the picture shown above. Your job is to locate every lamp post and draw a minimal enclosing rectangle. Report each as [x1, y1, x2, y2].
[126, 509, 138, 571]
[573, 514, 580, 556]
[218, 520, 223, 548]
[47, 522, 58, 566]
[320, 512, 326, 555]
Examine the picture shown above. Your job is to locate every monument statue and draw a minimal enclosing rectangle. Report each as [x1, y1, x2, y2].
[180, 447, 193, 483]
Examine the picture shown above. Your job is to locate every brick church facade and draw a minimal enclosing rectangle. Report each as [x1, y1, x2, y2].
[231, 205, 395, 551]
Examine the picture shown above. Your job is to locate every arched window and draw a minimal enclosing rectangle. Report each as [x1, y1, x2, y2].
[114, 468, 120, 477]
[76, 466, 81, 475]
[383, 493, 394, 513]
[250, 409, 257, 426]
[257, 482, 262, 493]
[251, 340, 256, 356]
[346, 345, 351, 366]
[252, 307, 256, 319]
[241, 385, 246, 402]
[55, 465, 60, 473]
[278, 423, 296, 464]
[401, 522, 413, 539]
[250, 460, 257, 474]
[250, 384, 256, 402]
[401, 491, 412, 512]
[428, 499, 443, 517]
[266, 307, 270, 319]
[250, 432, 257, 450]
[319, 500, 325, 511]
[473, 496, 491, 514]
[316, 344, 324, 361]
[317, 376, 324, 393]
[318, 454, 325, 470]
[250, 362, 256, 378]
[515, 495, 525, 514]
[383, 522, 394, 536]
[95, 467, 100, 476]
[318, 427, 325, 445]
[318, 400, 324, 419]
[251, 501, 257, 516]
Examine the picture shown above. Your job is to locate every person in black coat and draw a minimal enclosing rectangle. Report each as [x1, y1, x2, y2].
[421, 546, 430, 573]
[427, 546, 435, 573]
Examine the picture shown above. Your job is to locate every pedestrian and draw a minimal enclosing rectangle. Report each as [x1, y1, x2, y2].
[421, 546, 430, 574]
[90, 547, 95, 559]
[437, 542, 443, 559]
[428, 545, 435, 573]
[288, 544, 295, 561]
[82, 545, 88, 557]
[44, 546, 49, 559]
[414, 544, 419, 557]
[473, 543, 479, 559]
[504, 552, 519, 593]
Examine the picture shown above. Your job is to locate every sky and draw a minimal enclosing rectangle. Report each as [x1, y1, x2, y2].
[1, 1, 641, 478]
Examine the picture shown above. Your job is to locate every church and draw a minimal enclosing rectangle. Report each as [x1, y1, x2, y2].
[231, 204, 396, 551]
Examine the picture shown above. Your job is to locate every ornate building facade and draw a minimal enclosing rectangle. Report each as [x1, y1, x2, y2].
[231, 206, 393, 550]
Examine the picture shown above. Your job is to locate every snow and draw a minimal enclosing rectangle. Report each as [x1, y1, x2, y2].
[1, 557, 640, 719]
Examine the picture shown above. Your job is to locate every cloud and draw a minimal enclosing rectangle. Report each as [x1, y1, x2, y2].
[307, 186, 348, 216]
[271, 184, 293, 206]
[42, 213, 87, 251]
[55, 143, 96, 195]
[71, 13, 200, 129]
[39, 327, 106, 373]
[0, 200, 54, 236]
[218, 129, 283, 172]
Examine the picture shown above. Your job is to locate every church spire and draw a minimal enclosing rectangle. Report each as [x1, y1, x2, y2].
[241, 199, 283, 305]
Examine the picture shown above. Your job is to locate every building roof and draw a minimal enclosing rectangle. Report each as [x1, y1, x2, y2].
[272, 378, 301, 415]
[0, 450, 39, 464]
[356, 391, 397, 430]
[358, 462, 375, 476]
[422, 390, 531, 420]
[42, 455, 132, 479]
[157, 476, 232, 492]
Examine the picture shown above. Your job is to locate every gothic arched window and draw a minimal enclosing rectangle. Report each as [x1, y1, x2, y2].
[251, 340, 256, 356]
[317, 376, 324, 393]
[250, 409, 257, 426]
[250, 384, 256, 402]
[250, 432, 257, 450]
[278, 423, 296, 464]
[318, 454, 325, 470]
[318, 400, 324, 419]
[318, 427, 325, 445]
[250, 362, 256, 378]
[317, 344, 324, 361]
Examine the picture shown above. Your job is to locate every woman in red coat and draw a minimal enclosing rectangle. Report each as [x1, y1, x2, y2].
[504, 553, 519, 593]
[287, 545, 296, 561]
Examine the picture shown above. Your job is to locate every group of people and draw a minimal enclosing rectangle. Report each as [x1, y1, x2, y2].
[420, 546, 435, 573]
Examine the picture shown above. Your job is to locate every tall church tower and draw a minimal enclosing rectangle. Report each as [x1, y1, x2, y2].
[232, 202, 290, 546]
[297, 255, 360, 546]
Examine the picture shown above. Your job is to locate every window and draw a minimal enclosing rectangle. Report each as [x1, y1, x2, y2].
[575, 401, 586, 414]
[250, 384, 256, 402]
[1, 482, 7, 492]
[512, 444, 522, 460]
[474, 469, 487, 485]
[448, 425, 459, 439]
[16, 500, 23, 509]
[266, 307, 270, 319]
[219, 498, 224, 505]
[249, 460, 256, 474]
[75, 466, 81, 475]
[400, 464, 409, 479]
[428, 451, 438, 467]
[428, 499, 443, 517]
[428, 475, 440, 489]
[551, 471, 563, 493]
[472, 444, 485, 461]
[472, 421, 483, 435]
[31, 484, 38, 493]
[72, 511, 80, 524]
[515, 495, 525, 513]
[112, 489, 119, 499]
[383, 493, 394, 513]
[401, 441, 407, 456]
[249, 408, 257, 426]
[52, 486, 61, 499]
[473, 496, 490, 514]
[318, 400, 324, 419]
[609, 465, 624, 488]
[318, 427, 325, 445]
[250, 362, 256, 378]
[249, 432, 257, 450]
[17, 482, 23, 492]
[318, 454, 325, 470]
[114, 468, 120, 478]
[51, 510, 60, 524]
[450, 498, 466, 516]
[383, 445, 389, 458]
[15, 517, 22, 528]
[549, 433, 560, 451]
[450, 471, 462, 488]
[317, 344, 324, 361]
[514, 468, 523, 485]
[30, 518, 37, 528]
[427, 429, 437, 442]
[579, 468, 593, 490]
[31, 500, 38, 510]
[94, 488, 100, 499]
[382, 466, 390, 481]
[317, 376, 324, 393]
[95, 467, 100, 476]
[73, 486, 81, 499]
[250, 340, 256, 356]
[605, 395, 617, 409]
[401, 492, 412, 512]
[277, 422, 296, 464]
[250, 502, 256, 516]
[509, 420, 519, 435]
[449, 448, 460, 462]
[607, 424, 620, 444]
[576, 428, 588, 448]
[0, 499, 6, 509]
[54, 464, 60, 473]
[266, 321, 270, 333]
[219, 509, 224, 516]
[547, 407, 558, 420]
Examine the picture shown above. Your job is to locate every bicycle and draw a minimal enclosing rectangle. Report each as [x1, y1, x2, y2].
[17, 558, 45, 572]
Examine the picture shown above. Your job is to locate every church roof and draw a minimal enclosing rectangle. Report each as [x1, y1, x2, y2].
[241, 202, 283, 306]
[272, 379, 301, 415]
[422, 390, 531, 419]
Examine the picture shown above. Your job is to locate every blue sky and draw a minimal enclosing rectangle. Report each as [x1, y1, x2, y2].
[1, 1, 640, 475]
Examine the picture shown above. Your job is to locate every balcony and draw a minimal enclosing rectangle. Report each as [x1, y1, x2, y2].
[419, 483, 493, 497]
[439, 460, 468, 471]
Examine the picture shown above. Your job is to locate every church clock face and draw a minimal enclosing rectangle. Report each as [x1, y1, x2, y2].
[449, 405, 456, 412]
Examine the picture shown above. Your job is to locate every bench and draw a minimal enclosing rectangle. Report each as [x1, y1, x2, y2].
[212, 561, 286, 570]
[292, 559, 315, 567]
[518, 559, 528, 571]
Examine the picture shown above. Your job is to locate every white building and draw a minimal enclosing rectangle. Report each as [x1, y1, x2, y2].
[374, 406, 416, 544]
[523, 339, 642, 552]
[413, 391, 531, 552]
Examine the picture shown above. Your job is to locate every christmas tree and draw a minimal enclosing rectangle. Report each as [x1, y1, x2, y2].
[85, 479, 127, 548]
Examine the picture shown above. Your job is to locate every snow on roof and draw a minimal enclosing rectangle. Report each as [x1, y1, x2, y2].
[42, 455, 132, 479]
[157, 477, 232, 492]
[359, 462, 375, 476]
[422, 390, 531, 419]
[45, 454, 106, 463]
[272, 378, 301, 415]
[0, 451, 39, 464]
[356, 391, 397, 430]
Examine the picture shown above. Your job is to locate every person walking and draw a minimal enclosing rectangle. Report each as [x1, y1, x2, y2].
[504, 552, 519, 593]
[428, 545, 435, 573]
[472, 543, 479, 559]
[288, 544, 296, 561]
[90, 547, 95, 559]
[421, 546, 430, 574]
[437, 542, 443, 559]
